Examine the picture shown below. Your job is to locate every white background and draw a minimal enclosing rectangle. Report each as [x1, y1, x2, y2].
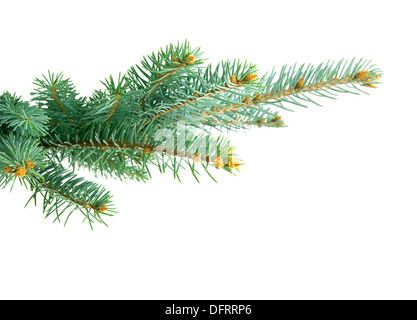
[0, 0, 416, 300]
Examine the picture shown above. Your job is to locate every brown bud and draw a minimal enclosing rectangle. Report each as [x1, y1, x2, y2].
[242, 97, 251, 104]
[242, 74, 258, 82]
[354, 71, 369, 80]
[295, 78, 305, 90]
[253, 93, 262, 102]
[3, 166, 14, 174]
[192, 154, 200, 163]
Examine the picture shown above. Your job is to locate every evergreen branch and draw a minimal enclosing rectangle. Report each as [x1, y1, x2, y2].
[31, 72, 85, 128]
[138, 60, 191, 107]
[202, 113, 285, 129]
[128, 40, 204, 106]
[101, 74, 128, 120]
[0, 134, 45, 175]
[51, 86, 70, 117]
[41, 138, 147, 151]
[144, 59, 261, 124]
[82, 74, 144, 123]
[39, 120, 241, 174]
[0, 92, 49, 137]
[0, 134, 45, 190]
[41, 134, 237, 168]
[0, 40, 382, 227]
[151, 85, 233, 120]
[86, 154, 149, 182]
[29, 163, 115, 228]
[199, 59, 382, 123]
[107, 93, 121, 119]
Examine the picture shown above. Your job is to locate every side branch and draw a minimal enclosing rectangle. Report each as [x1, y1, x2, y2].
[140, 55, 196, 107]
[202, 115, 285, 128]
[41, 139, 147, 151]
[37, 179, 107, 213]
[152, 84, 240, 120]
[40, 139, 239, 168]
[210, 70, 381, 117]
[51, 86, 69, 117]
[107, 93, 121, 119]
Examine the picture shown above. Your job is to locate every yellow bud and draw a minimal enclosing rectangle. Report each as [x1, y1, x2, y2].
[192, 154, 200, 163]
[15, 166, 26, 178]
[185, 55, 195, 64]
[242, 74, 258, 82]
[213, 156, 224, 168]
[228, 158, 241, 169]
[26, 160, 36, 170]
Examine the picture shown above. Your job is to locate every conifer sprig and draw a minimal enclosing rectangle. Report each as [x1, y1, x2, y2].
[0, 92, 49, 137]
[0, 40, 382, 227]
[27, 163, 115, 228]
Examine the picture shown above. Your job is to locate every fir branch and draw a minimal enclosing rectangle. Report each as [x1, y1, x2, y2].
[192, 59, 382, 128]
[40, 130, 238, 169]
[32, 72, 85, 128]
[0, 40, 382, 227]
[128, 40, 204, 107]
[51, 85, 70, 117]
[82, 74, 148, 123]
[29, 163, 115, 228]
[0, 134, 45, 189]
[107, 93, 121, 119]
[0, 92, 49, 137]
[38, 119, 241, 177]
[143, 59, 261, 125]
[151, 85, 233, 120]
[138, 59, 191, 107]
